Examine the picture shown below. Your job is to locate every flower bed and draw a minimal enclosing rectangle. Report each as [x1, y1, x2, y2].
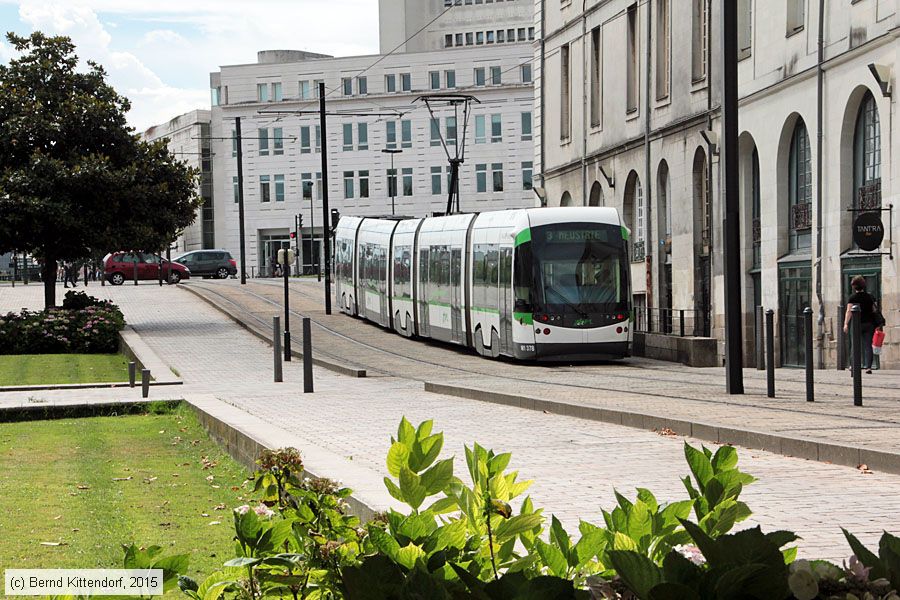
[0, 292, 125, 354]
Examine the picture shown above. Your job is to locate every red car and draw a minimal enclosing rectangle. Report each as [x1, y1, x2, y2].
[103, 252, 191, 285]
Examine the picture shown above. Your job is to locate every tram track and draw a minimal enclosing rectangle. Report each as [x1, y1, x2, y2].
[190, 280, 900, 428]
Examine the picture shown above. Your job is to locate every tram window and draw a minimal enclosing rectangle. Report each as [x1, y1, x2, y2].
[513, 242, 532, 310]
[393, 245, 411, 294]
[419, 249, 429, 288]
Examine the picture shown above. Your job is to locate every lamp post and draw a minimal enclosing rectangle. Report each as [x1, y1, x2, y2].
[381, 148, 403, 216]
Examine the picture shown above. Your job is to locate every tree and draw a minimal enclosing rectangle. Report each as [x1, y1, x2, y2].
[0, 32, 200, 308]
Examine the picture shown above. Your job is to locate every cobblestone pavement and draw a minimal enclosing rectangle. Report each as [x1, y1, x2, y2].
[3, 282, 900, 562]
[187, 278, 900, 453]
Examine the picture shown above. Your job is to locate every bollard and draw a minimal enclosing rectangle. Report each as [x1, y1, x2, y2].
[765, 309, 775, 398]
[284, 263, 292, 361]
[133, 260, 139, 285]
[128, 361, 136, 388]
[141, 369, 150, 398]
[679, 310, 685, 337]
[804, 307, 814, 402]
[851, 305, 862, 406]
[273, 316, 283, 383]
[303, 317, 314, 393]
[756, 305, 765, 371]
[837, 304, 846, 370]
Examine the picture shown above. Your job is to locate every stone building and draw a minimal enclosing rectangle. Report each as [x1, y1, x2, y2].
[536, 0, 899, 369]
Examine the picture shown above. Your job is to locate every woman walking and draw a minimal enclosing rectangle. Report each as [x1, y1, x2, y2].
[843, 275, 881, 374]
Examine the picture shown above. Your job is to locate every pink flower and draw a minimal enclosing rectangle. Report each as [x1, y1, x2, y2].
[846, 555, 871, 582]
[234, 505, 251, 515]
[253, 504, 275, 519]
[673, 545, 706, 566]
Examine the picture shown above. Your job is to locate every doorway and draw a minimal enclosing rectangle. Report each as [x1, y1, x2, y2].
[260, 233, 291, 277]
[841, 258, 882, 369]
[778, 263, 812, 367]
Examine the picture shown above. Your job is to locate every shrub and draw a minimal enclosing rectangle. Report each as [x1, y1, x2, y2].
[0, 299, 125, 355]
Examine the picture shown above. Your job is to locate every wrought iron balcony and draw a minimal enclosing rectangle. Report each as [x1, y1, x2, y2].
[858, 180, 882, 211]
[632, 240, 646, 262]
[790, 202, 812, 231]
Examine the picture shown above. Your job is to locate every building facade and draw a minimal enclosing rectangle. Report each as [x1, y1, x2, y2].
[536, 0, 899, 368]
[209, 44, 536, 276]
[141, 109, 214, 253]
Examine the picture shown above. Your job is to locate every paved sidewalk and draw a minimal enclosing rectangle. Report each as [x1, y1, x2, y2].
[3, 282, 900, 562]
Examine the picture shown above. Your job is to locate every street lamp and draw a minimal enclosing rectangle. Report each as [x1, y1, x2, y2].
[381, 148, 403, 216]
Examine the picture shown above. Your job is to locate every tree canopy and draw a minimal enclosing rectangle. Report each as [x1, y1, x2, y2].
[0, 31, 200, 307]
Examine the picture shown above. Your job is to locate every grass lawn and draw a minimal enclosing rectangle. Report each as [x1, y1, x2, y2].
[0, 353, 131, 385]
[0, 405, 251, 595]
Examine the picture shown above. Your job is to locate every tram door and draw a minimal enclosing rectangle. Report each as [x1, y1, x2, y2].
[499, 247, 513, 354]
[451, 248, 463, 343]
[418, 248, 430, 338]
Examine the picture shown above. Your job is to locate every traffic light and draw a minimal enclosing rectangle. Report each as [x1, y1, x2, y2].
[302, 181, 313, 200]
[330, 209, 341, 234]
[289, 231, 296, 240]
[298, 214, 303, 229]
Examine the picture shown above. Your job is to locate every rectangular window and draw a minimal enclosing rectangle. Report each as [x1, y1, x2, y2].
[476, 31, 484, 45]
[455, 33, 463, 46]
[787, 0, 804, 34]
[491, 66, 502, 85]
[260, 175, 271, 202]
[475, 115, 486, 144]
[402, 167, 413, 196]
[343, 171, 354, 199]
[517, 28, 526, 41]
[272, 82, 282, 101]
[300, 126, 311, 154]
[466, 32, 474, 45]
[233, 176, 239, 203]
[300, 80, 311, 99]
[521, 64, 532, 83]
[474, 67, 486, 86]
[491, 163, 504, 192]
[626, 4, 639, 113]
[301, 173, 313, 200]
[521, 112, 532, 141]
[560, 44, 571, 139]
[490, 114, 502, 142]
[522, 161, 533, 190]
[386, 121, 397, 149]
[401, 120, 412, 148]
[445, 70, 456, 88]
[430, 71, 440, 90]
[476, 164, 487, 193]
[273, 128, 284, 155]
[358, 76, 368, 95]
[486, 30, 494, 44]
[359, 170, 369, 198]
[431, 166, 442, 195]
[313, 79, 323, 97]
[274, 174, 285, 202]
[315, 172, 322, 199]
[445, 33, 453, 47]
[446, 117, 457, 146]
[497, 29, 505, 43]
[507, 28, 515, 41]
[692, 0, 708, 81]
[430, 118, 441, 146]
[342, 77, 352, 96]
[387, 169, 397, 197]
[738, 0, 752, 58]
[656, 0, 671, 99]
[257, 83, 269, 102]
[386, 74, 396, 93]
[231, 129, 237, 157]
[314, 125, 321, 152]
[211, 87, 220, 106]
[258, 128, 269, 156]
[358, 123, 368, 150]
[343, 123, 353, 151]
[401, 73, 411, 91]
[528, 27, 535, 40]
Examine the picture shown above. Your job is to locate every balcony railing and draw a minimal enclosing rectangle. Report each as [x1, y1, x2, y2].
[633, 307, 711, 338]
[858, 180, 882, 211]
[632, 240, 646, 262]
[790, 202, 812, 231]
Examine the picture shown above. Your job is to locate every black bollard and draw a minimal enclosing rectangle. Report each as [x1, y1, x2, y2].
[765, 309, 775, 398]
[133, 260, 139, 286]
[851, 305, 862, 406]
[128, 361, 136, 388]
[273, 316, 283, 383]
[303, 317, 314, 393]
[141, 369, 150, 398]
[284, 261, 292, 361]
[756, 305, 765, 371]
[804, 307, 814, 402]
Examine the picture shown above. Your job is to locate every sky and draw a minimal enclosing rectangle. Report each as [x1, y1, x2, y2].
[0, 0, 380, 131]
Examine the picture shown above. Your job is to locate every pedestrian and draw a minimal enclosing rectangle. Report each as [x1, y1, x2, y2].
[843, 275, 882, 374]
[63, 261, 77, 288]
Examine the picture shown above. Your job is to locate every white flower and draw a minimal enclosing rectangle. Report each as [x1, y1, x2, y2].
[234, 505, 251, 515]
[254, 504, 275, 519]
[673, 544, 706, 566]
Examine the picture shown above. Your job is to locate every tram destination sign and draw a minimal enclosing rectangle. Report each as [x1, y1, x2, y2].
[545, 230, 610, 243]
[853, 211, 885, 252]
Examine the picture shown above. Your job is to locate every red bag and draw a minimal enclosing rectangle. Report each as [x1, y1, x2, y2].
[873, 329, 886, 355]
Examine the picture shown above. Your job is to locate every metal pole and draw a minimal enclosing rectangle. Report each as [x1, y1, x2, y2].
[837, 304, 846, 370]
[303, 317, 314, 393]
[390, 152, 396, 216]
[141, 369, 150, 398]
[236, 116, 248, 285]
[756, 306, 765, 370]
[11, 251, 16, 288]
[765, 309, 775, 398]
[851, 305, 862, 406]
[680, 309, 685, 337]
[284, 259, 291, 361]
[273, 315, 283, 383]
[319, 82, 332, 315]
[311, 186, 319, 282]
[166, 246, 171, 284]
[133, 258, 138, 285]
[721, 0, 744, 394]
[804, 307, 814, 402]
[157, 254, 163, 287]
[128, 361, 136, 388]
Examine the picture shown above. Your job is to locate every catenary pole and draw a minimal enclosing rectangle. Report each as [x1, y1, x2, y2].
[319, 82, 332, 314]
[236, 117, 248, 285]
[721, 0, 744, 394]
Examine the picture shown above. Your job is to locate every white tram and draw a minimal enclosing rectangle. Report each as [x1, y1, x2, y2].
[334, 208, 632, 361]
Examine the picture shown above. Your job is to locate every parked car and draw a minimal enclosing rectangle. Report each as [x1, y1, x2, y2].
[173, 250, 237, 279]
[103, 252, 190, 285]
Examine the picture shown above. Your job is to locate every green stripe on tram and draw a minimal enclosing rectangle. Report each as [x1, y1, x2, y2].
[471, 306, 500, 315]
[514, 228, 531, 247]
[513, 311, 534, 325]
[621, 226, 629, 240]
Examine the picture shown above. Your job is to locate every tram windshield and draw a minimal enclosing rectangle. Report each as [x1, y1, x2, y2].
[526, 223, 629, 313]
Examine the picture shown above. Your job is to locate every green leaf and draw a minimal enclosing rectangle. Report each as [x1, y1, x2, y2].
[384, 476, 404, 503]
[489, 473, 510, 501]
[710, 445, 738, 472]
[684, 443, 714, 489]
[878, 530, 900, 588]
[417, 433, 444, 472]
[611, 531, 639, 551]
[152, 553, 190, 592]
[488, 452, 512, 474]
[536, 539, 568, 577]
[607, 550, 663, 599]
[549, 515, 571, 557]
[427, 496, 459, 514]
[387, 441, 410, 478]
[660, 501, 693, 528]
[782, 546, 798, 564]
[842, 527, 882, 576]
[399, 467, 427, 510]
[416, 419, 434, 440]
[421, 458, 454, 496]
[574, 530, 606, 566]
[766, 530, 800, 549]
[647, 582, 703, 600]
[223, 557, 262, 568]
[626, 500, 654, 546]
[494, 512, 544, 543]
[397, 417, 415, 445]
[395, 543, 425, 569]
[636, 488, 659, 514]
[508, 479, 533, 499]
[367, 526, 401, 561]
[434, 518, 468, 550]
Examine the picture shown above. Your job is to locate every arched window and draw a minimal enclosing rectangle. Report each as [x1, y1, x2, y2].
[854, 91, 881, 211]
[624, 172, 644, 261]
[658, 162, 671, 247]
[788, 120, 812, 252]
[589, 181, 604, 206]
[560, 191, 573, 207]
[751, 147, 761, 268]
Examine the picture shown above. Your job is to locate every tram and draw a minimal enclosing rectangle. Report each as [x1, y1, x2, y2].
[333, 207, 632, 361]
